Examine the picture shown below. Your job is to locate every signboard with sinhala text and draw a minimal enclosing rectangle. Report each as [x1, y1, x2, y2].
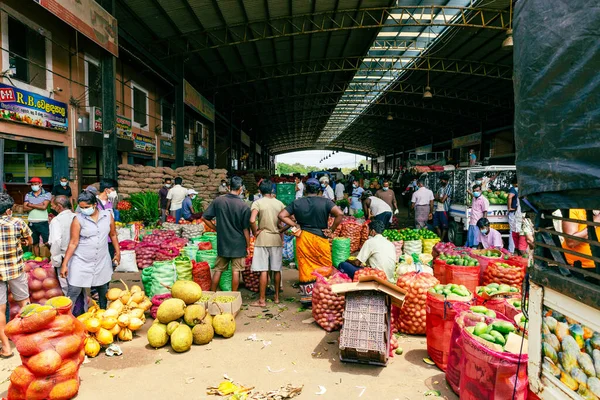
[0, 83, 68, 132]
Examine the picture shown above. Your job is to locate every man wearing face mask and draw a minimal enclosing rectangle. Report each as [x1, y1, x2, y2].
[218, 179, 228, 195]
[476, 218, 503, 249]
[51, 177, 73, 204]
[375, 180, 397, 215]
[507, 177, 525, 255]
[337, 220, 396, 281]
[466, 184, 489, 247]
[350, 180, 364, 216]
[319, 176, 335, 201]
[0, 193, 32, 358]
[23, 177, 52, 257]
[182, 189, 202, 221]
[159, 178, 172, 223]
[433, 174, 452, 242]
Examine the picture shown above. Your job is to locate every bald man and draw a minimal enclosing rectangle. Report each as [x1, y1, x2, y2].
[49, 195, 75, 294]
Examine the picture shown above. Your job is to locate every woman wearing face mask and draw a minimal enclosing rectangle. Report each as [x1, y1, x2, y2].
[61, 191, 120, 314]
[465, 184, 489, 248]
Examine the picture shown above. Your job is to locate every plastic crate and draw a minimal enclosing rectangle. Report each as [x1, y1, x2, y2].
[339, 291, 391, 366]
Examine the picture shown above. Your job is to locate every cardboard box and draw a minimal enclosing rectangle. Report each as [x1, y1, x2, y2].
[207, 291, 242, 317]
[331, 276, 406, 307]
[196, 291, 215, 309]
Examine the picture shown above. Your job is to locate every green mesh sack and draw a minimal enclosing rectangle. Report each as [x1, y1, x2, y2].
[174, 256, 193, 281]
[150, 260, 176, 296]
[197, 250, 218, 269]
[331, 237, 351, 268]
[219, 263, 232, 291]
[200, 232, 218, 251]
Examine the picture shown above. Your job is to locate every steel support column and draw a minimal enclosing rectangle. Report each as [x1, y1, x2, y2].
[101, 0, 117, 182]
[175, 59, 185, 167]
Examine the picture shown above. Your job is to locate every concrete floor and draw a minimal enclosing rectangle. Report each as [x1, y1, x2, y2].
[0, 267, 458, 400]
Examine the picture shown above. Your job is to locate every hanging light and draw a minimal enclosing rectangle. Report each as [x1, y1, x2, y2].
[502, 1, 513, 50]
[502, 29, 513, 50]
[423, 70, 433, 99]
[387, 112, 394, 121]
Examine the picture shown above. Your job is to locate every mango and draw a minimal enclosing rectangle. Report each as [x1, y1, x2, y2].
[478, 333, 496, 343]
[491, 320, 516, 334]
[490, 330, 506, 346]
[544, 333, 561, 353]
[592, 350, 600, 379]
[544, 316, 558, 332]
[578, 352, 596, 378]
[588, 377, 600, 398]
[556, 322, 570, 342]
[542, 342, 558, 364]
[559, 352, 578, 373]
[563, 336, 582, 357]
[577, 386, 599, 400]
[571, 367, 588, 388]
[474, 322, 488, 336]
[591, 333, 600, 351]
[570, 324, 585, 349]
[542, 357, 561, 378]
[560, 371, 579, 391]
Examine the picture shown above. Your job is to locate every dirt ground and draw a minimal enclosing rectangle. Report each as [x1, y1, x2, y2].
[0, 267, 458, 400]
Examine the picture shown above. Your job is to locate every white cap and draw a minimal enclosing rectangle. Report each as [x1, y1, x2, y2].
[319, 176, 329, 184]
[187, 189, 198, 195]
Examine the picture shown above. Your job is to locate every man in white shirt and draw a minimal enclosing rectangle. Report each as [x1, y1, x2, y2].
[166, 177, 188, 223]
[361, 192, 393, 228]
[338, 220, 396, 281]
[335, 179, 345, 201]
[320, 176, 335, 201]
[411, 179, 434, 229]
[48, 196, 75, 295]
[295, 176, 304, 199]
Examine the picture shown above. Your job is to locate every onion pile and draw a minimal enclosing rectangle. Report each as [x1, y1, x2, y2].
[432, 241, 456, 259]
[241, 262, 260, 292]
[395, 272, 439, 335]
[353, 267, 388, 283]
[389, 335, 399, 357]
[312, 271, 351, 332]
[135, 243, 159, 269]
[340, 222, 363, 252]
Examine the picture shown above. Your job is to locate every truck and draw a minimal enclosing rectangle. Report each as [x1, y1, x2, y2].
[422, 166, 516, 245]
[511, 1, 600, 398]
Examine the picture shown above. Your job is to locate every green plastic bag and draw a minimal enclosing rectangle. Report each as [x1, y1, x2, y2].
[200, 232, 218, 251]
[197, 250, 218, 269]
[219, 263, 232, 291]
[174, 256, 193, 281]
[331, 237, 351, 268]
[141, 267, 154, 297]
[182, 245, 198, 261]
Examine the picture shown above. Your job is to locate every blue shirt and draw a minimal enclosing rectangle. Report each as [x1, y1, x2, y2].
[182, 197, 193, 220]
[509, 187, 519, 210]
[351, 187, 364, 209]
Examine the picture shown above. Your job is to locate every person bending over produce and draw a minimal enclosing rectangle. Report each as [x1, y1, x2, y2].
[361, 191, 393, 228]
[477, 218, 503, 250]
[0, 193, 32, 358]
[338, 220, 396, 281]
[250, 180, 286, 307]
[278, 178, 343, 306]
[202, 176, 251, 292]
[61, 191, 120, 314]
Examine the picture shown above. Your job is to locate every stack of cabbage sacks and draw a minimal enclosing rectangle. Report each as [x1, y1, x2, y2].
[148, 260, 177, 297]
[5, 297, 86, 400]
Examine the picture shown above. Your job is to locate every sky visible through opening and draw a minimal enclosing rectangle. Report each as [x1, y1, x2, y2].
[275, 151, 368, 169]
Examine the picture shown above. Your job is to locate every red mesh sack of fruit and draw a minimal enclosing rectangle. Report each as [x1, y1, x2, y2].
[482, 260, 526, 288]
[432, 241, 455, 259]
[458, 315, 528, 399]
[359, 221, 370, 247]
[396, 272, 439, 335]
[197, 241, 212, 251]
[5, 297, 86, 400]
[241, 263, 260, 292]
[425, 288, 473, 371]
[445, 264, 480, 295]
[191, 261, 211, 291]
[433, 258, 448, 284]
[312, 271, 351, 332]
[445, 310, 516, 396]
[18, 264, 63, 314]
[341, 222, 362, 253]
[473, 284, 521, 317]
[353, 267, 388, 282]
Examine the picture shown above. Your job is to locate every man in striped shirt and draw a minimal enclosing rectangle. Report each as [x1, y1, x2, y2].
[434, 174, 452, 242]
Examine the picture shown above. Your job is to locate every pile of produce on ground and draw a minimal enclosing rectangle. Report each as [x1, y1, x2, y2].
[5, 297, 85, 400]
[117, 164, 227, 210]
[78, 281, 152, 356]
[312, 271, 351, 332]
[147, 281, 236, 352]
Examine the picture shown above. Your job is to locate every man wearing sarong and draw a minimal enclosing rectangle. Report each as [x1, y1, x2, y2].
[411, 179, 434, 229]
[278, 178, 343, 306]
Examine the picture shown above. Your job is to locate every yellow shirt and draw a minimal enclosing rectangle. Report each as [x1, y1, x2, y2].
[562, 209, 600, 269]
[251, 197, 285, 247]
